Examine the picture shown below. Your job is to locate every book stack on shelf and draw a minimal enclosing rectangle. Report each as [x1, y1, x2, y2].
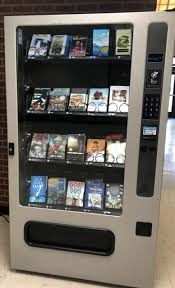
[28, 175, 124, 214]
[27, 27, 132, 59]
[27, 86, 130, 114]
[28, 133, 126, 165]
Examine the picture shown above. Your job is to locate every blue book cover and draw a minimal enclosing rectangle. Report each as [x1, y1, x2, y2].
[29, 176, 47, 203]
[93, 29, 110, 57]
[84, 180, 105, 210]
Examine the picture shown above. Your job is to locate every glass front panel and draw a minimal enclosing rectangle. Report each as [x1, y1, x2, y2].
[17, 23, 133, 216]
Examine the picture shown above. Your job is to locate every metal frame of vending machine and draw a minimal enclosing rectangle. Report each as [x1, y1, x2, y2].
[4, 12, 175, 288]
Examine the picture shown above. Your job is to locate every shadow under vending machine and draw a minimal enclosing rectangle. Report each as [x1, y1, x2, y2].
[5, 12, 175, 288]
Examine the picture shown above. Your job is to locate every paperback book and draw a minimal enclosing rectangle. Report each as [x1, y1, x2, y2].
[86, 138, 106, 163]
[69, 36, 88, 57]
[47, 134, 67, 160]
[68, 88, 88, 112]
[105, 183, 123, 210]
[47, 88, 70, 112]
[109, 86, 129, 113]
[84, 179, 105, 210]
[47, 177, 66, 205]
[28, 34, 52, 58]
[93, 29, 110, 57]
[49, 35, 68, 57]
[29, 133, 49, 159]
[115, 29, 132, 56]
[67, 134, 86, 161]
[29, 88, 50, 112]
[87, 88, 109, 112]
[66, 181, 85, 207]
[106, 134, 126, 164]
[29, 176, 47, 203]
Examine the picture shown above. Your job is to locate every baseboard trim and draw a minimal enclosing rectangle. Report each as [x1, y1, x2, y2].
[0, 206, 9, 215]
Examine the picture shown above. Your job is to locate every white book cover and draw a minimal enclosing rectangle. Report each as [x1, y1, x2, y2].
[66, 181, 85, 207]
[87, 88, 109, 112]
[28, 34, 52, 58]
[109, 86, 129, 113]
[106, 139, 126, 164]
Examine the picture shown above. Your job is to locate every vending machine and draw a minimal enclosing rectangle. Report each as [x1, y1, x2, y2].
[5, 12, 175, 288]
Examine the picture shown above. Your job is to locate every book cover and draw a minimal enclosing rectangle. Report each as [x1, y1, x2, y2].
[28, 34, 52, 58]
[67, 134, 86, 161]
[93, 29, 110, 57]
[84, 179, 105, 209]
[106, 134, 126, 164]
[47, 88, 70, 112]
[29, 88, 50, 111]
[69, 36, 88, 57]
[86, 138, 106, 163]
[115, 29, 132, 56]
[47, 134, 67, 160]
[68, 88, 88, 111]
[66, 181, 85, 207]
[105, 183, 124, 210]
[49, 35, 68, 57]
[47, 177, 66, 205]
[29, 133, 49, 159]
[29, 176, 47, 203]
[87, 88, 109, 112]
[109, 86, 129, 113]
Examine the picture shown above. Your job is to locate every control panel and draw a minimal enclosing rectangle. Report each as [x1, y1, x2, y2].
[137, 23, 167, 197]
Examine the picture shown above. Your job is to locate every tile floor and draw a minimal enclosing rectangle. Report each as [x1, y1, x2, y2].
[0, 119, 175, 288]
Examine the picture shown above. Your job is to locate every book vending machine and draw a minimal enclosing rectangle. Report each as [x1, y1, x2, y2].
[5, 12, 175, 288]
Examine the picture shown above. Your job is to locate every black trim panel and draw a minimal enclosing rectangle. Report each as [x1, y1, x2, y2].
[137, 23, 168, 197]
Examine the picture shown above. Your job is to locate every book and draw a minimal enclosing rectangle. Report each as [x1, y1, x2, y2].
[86, 138, 106, 163]
[29, 88, 50, 111]
[109, 86, 129, 113]
[49, 35, 68, 57]
[68, 88, 88, 111]
[28, 34, 52, 58]
[29, 176, 47, 203]
[47, 88, 70, 112]
[69, 36, 88, 57]
[84, 179, 105, 209]
[115, 29, 132, 56]
[47, 134, 67, 160]
[105, 183, 124, 210]
[87, 88, 109, 112]
[66, 181, 85, 207]
[92, 29, 110, 57]
[47, 178, 66, 205]
[67, 134, 86, 161]
[29, 133, 49, 159]
[106, 134, 126, 164]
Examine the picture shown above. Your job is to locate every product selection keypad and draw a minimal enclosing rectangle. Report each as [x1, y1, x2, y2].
[143, 94, 160, 119]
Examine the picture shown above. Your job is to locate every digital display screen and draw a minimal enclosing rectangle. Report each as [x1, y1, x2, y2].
[143, 126, 157, 136]
[148, 54, 163, 63]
